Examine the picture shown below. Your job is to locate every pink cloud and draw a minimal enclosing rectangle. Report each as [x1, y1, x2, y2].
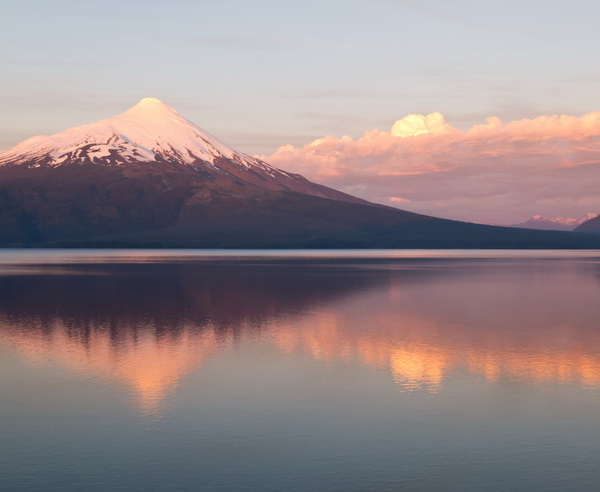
[260, 112, 600, 224]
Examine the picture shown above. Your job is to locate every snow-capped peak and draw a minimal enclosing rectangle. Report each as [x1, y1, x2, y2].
[0, 97, 368, 206]
[125, 97, 178, 116]
[0, 98, 274, 172]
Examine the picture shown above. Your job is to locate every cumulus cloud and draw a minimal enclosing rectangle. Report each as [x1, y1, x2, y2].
[390, 112, 454, 138]
[261, 111, 600, 224]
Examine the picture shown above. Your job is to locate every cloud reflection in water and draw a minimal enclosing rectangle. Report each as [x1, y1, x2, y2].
[1, 258, 599, 415]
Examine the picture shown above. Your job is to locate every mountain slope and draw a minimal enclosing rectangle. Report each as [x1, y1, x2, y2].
[574, 214, 600, 233]
[2, 98, 600, 249]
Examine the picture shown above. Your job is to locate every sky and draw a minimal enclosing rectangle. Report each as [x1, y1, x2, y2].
[2, 0, 600, 224]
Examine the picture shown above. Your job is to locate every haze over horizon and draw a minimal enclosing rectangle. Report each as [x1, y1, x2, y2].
[3, 0, 600, 224]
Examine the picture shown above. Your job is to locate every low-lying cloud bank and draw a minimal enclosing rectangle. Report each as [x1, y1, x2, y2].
[261, 112, 600, 225]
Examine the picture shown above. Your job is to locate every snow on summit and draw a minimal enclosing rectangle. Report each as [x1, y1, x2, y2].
[0, 97, 268, 170]
[0, 97, 372, 205]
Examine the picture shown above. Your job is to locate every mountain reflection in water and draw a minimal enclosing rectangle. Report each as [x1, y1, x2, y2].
[2, 258, 600, 415]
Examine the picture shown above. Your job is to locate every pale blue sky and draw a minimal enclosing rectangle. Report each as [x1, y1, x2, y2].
[2, 0, 600, 155]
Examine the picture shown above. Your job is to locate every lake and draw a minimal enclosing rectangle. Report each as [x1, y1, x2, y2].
[1, 250, 600, 491]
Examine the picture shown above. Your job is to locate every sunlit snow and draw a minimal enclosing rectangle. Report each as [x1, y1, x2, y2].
[0, 98, 289, 178]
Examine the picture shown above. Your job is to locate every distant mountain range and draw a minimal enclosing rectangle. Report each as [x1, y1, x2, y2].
[511, 214, 598, 231]
[1, 98, 600, 248]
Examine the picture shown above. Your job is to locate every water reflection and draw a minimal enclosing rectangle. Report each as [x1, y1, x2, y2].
[1, 258, 600, 415]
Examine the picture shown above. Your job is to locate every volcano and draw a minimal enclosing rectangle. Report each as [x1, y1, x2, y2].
[1, 98, 599, 249]
[0, 98, 363, 204]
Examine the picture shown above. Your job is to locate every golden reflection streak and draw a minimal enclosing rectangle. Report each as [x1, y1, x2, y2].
[268, 309, 600, 392]
[0, 319, 226, 415]
[2, 306, 600, 414]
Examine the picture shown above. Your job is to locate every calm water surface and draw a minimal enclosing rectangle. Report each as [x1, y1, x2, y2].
[1, 250, 600, 491]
